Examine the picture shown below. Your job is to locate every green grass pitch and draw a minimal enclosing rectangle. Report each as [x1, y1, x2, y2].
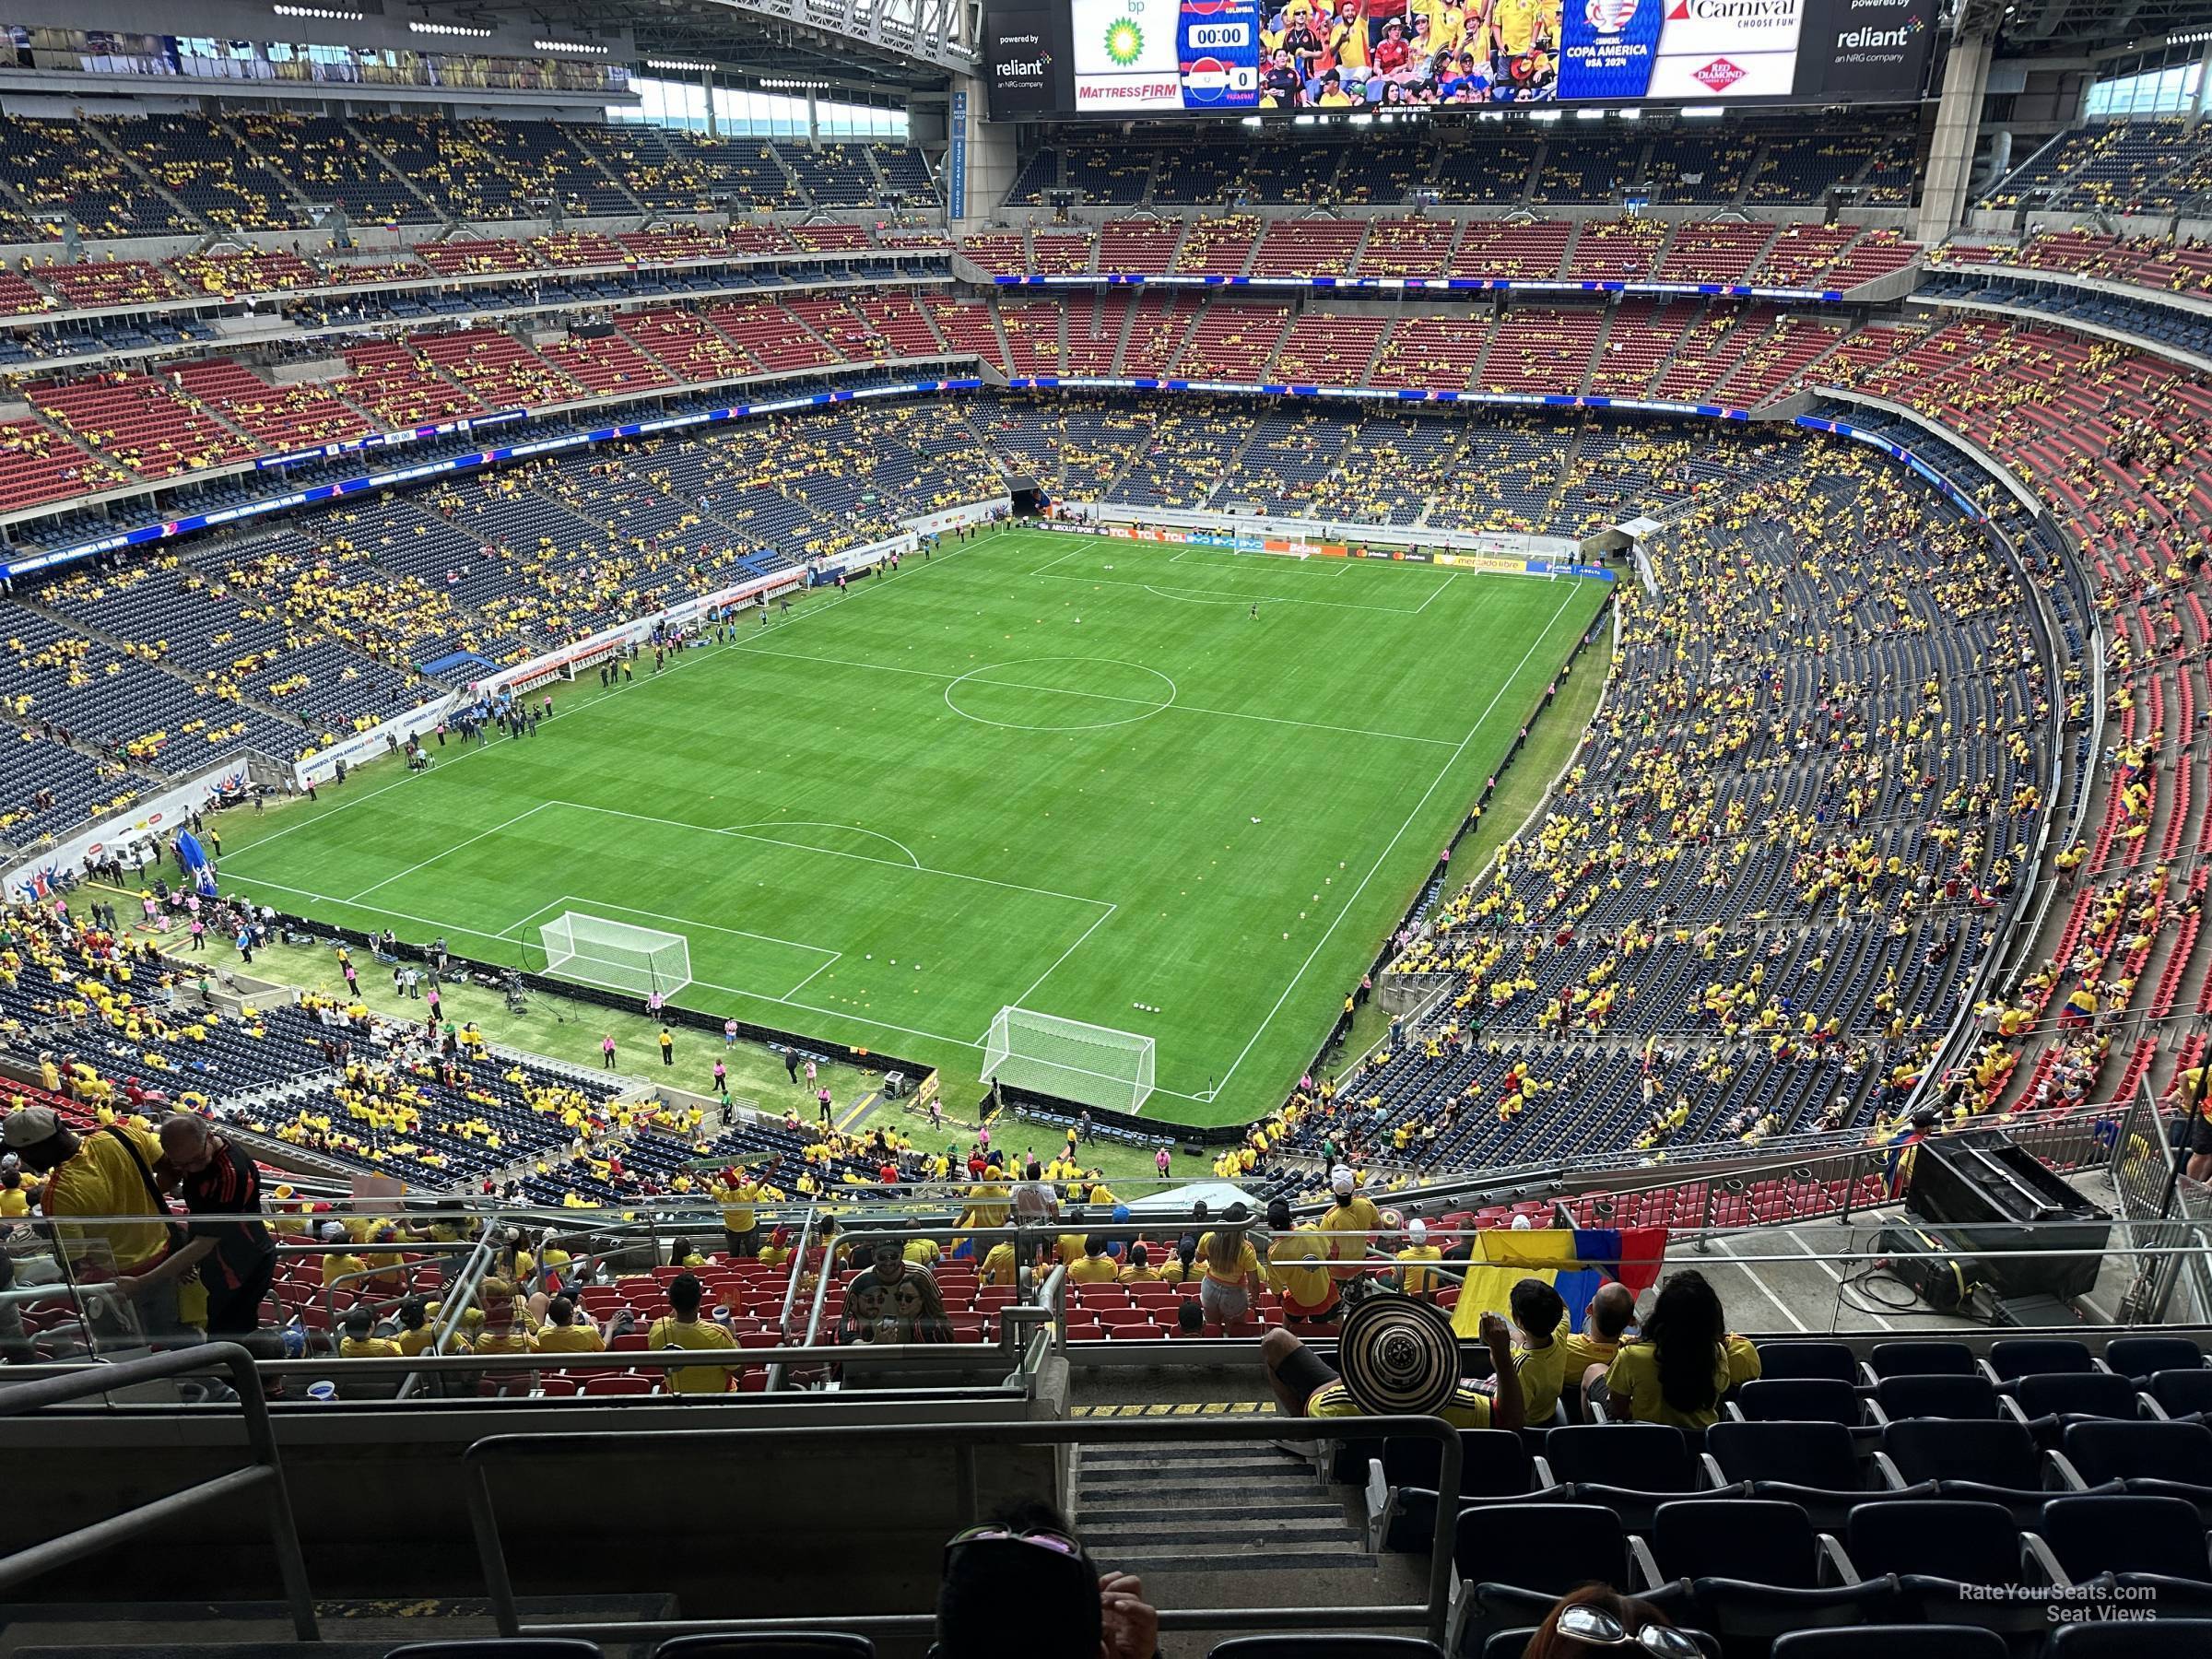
[215, 526, 1609, 1126]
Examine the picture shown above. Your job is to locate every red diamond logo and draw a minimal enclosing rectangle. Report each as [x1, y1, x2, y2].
[1693, 56, 1747, 90]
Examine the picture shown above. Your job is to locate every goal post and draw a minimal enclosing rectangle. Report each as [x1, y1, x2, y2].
[982, 1006, 1155, 1113]
[539, 912, 692, 1000]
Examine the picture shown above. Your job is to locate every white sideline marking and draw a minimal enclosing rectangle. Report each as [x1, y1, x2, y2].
[1205, 584, 1584, 1102]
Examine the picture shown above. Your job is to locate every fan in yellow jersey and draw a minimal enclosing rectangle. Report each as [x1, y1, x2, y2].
[648, 1271, 740, 1394]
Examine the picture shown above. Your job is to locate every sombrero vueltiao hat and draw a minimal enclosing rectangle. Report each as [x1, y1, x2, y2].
[1337, 1292, 1461, 1418]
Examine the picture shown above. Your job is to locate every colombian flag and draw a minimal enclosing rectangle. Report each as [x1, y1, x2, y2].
[1448, 1227, 1668, 1339]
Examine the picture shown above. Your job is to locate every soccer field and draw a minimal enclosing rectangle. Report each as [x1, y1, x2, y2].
[216, 526, 1609, 1126]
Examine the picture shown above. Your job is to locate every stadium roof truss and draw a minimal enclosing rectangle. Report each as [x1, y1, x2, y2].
[1976, 0, 2212, 53]
[572, 0, 978, 88]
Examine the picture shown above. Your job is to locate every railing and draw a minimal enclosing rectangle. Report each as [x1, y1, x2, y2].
[0, 1344, 317, 1639]
[462, 1416, 1462, 1647]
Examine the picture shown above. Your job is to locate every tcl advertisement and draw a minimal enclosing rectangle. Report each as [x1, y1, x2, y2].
[982, 0, 1927, 116]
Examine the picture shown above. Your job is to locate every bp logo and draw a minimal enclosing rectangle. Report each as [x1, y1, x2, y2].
[1104, 16, 1146, 64]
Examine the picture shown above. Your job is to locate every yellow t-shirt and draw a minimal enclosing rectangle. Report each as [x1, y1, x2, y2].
[1268, 1227, 1335, 1310]
[904, 1238, 942, 1265]
[1119, 1264, 1162, 1283]
[42, 1124, 171, 1273]
[1494, 0, 1539, 54]
[1067, 1254, 1120, 1283]
[1560, 1320, 1624, 1378]
[536, 1323, 606, 1353]
[648, 1314, 739, 1394]
[1322, 1195, 1384, 1271]
[340, 1335, 405, 1359]
[1199, 1233, 1259, 1287]
[1604, 1335, 1762, 1429]
[1397, 1244, 1444, 1296]
[980, 1241, 1018, 1288]
[395, 1326, 437, 1358]
[1512, 1334, 1571, 1423]
[1057, 1232, 1088, 1266]
[718, 1182, 760, 1232]
[474, 1328, 536, 1356]
[1308, 1378, 1492, 1428]
[322, 1251, 369, 1288]
[0, 1187, 29, 1218]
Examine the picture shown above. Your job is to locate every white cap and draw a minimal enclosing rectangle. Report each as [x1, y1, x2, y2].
[1511, 1214, 1533, 1230]
[320, 1220, 347, 1241]
[1331, 1166, 1355, 1195]
[1406, 1218, 1428, 1244]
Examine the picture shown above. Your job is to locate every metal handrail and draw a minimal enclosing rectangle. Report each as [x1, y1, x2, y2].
[0, 1343, 317, 1639]
[462, 1415, 1463, 1647]
[761, 1203, 819, 1394]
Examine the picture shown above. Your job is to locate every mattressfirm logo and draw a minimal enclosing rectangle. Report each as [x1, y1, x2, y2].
[1691, 55, 1747, 88]
[1104, 16, 1147, 65]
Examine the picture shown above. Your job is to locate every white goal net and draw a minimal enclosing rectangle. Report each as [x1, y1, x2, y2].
[982, 1006, 1155, 1113]
[540, 912, 692, 999]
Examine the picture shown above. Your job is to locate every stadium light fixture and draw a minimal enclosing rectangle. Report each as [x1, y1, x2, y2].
[1617, 108, 1642, 120]
[759, 77, 831, 89]
[1681, 104, 1726, 117]
[1575, 108, 1605, 119]
[409, 20, 492, 38]
[650, 57, 716, 72]
[1240, 114, 1262, 126]
[1529, 108, 1563, 121]
[2173, 29, 2212, 46]
[535, 38, 609, 53]
[274, 4, 363, 18]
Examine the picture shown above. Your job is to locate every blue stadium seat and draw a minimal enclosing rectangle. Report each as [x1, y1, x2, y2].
[2046, 1621, 2212, 1657]
[1705, 1421, 1929, 1530]
[654, 1639, 874, 1659]
[2103, 1335, 2205, 1382]
[1987, 1338, 2097, 1383]
[1213, 1641, 1443, 1659]
[1544, 1425, 1734, 1533]
[2150, 1369, 2212, 1421]
[1369, 1430, 1561, 1553]
[1878, 1418, 2081, 1524]
[1865, 1342, 1977, 1382]
[1753, 1343, 1856, 1383]
[2030, 1494, 2212, 1612]
[1869, 1374, 2000, 1422]
[1841, 1500, 2044, 1635]
[1454, 1503, 1676, 1653]
[2055, 1419, 2212, 1517]
[1771, 1630, 2006, 1659]
[1639, 1499, 1898, 1648]
[1731, 1381, 1864, 1427]
[387, 1644, 604, 1659]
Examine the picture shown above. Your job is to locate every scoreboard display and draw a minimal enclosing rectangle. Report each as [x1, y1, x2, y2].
[983, 0, 1936, 117]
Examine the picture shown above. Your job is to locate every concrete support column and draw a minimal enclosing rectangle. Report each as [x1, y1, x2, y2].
[946, 73, 1018, 232]
[701, 68, 718, 137]
[2189, 41, 2212, 126]
[1917, 29, 1995, 244]
[806, 88, 820, 146]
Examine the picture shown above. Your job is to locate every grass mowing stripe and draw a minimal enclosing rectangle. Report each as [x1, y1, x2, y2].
[216, 525, 1609, 1125]
[1204, 580, 1589, 1103]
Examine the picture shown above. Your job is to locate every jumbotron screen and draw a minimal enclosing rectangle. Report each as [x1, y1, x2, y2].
[982, 0, 1936, 116]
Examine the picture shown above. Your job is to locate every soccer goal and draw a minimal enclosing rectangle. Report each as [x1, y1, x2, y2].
[539, 912, 692, 999]
[982, 1006, 1155, 1113]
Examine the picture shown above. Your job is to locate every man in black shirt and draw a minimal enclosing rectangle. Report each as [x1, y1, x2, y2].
[118, 1114, 276, 1345]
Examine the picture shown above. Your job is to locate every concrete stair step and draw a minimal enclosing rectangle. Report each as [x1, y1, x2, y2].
[1080, 1503, 1349, 1530]
[1078, 1495, 1344, 1521]
[1077, 1477, 1323, 1503]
